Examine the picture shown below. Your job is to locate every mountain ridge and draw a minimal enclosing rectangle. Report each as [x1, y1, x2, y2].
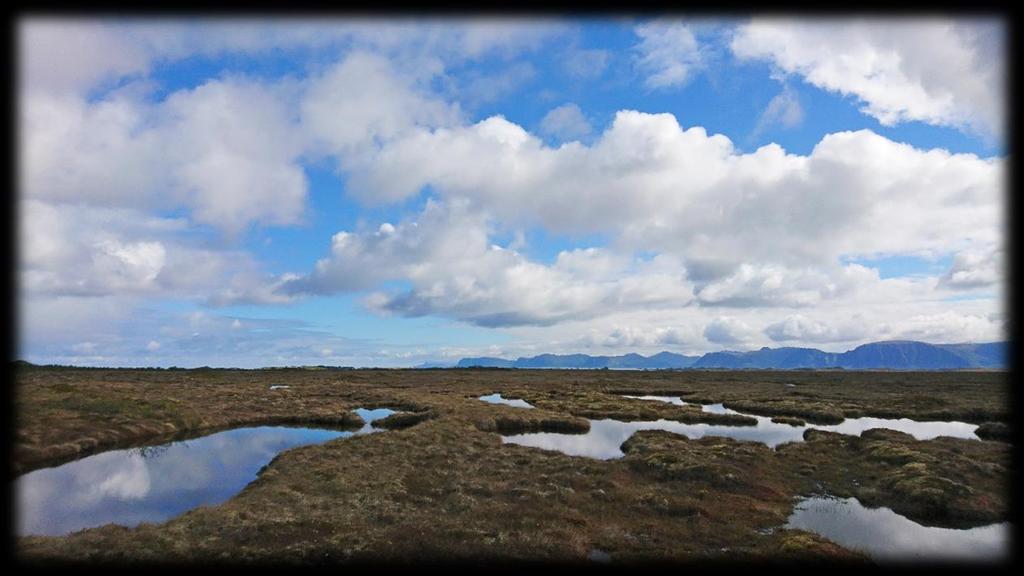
[455, 341, 1006, 370]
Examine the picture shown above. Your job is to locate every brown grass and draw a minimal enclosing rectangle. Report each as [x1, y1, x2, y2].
[13, 365, 1008, 563]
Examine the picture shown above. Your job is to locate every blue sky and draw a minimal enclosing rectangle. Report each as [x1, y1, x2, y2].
[18, 17, 1006, 367]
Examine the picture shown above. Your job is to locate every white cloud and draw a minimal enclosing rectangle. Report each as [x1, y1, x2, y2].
[342, 110, 1002, 270]
[696, 263, 844, 308]
[703, 316, 758, 345]
[581, 324, 704, 350]
[20, 19, 164, 94]
[281, 104, 1002, 336]
[301, 51, 462, 165]
[539, 103, 593, 142]
[22, 77, 309, 235]
[91, 239, 167, 291]
[17, 19, 1007, 364]
[498, 292, 1004, 358]
[21, 90, 165, 209]
[633, 20, 704, 89]
[282, 199, 696, 327]
[160, 78, 308, 234]
[731, 18, 1005, 138]
[19, 18, 568, 95]
[18, 199, 294, 305]
[940, 245, 1004, 290]
[750, 84, 803, 140]
[764, 314, 871, 344]
[892, 311, 1003, 344]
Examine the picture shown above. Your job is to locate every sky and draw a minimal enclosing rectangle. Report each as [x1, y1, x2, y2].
[17, 15, 1008, 368]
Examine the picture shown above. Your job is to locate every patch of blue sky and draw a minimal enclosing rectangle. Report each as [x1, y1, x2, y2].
[942, 293, 998, 302]
[843, 254, 954, 280]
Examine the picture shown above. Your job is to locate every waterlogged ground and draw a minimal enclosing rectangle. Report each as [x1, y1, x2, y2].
[505, 395, 982, 458]
[12, 366, 1012, 564]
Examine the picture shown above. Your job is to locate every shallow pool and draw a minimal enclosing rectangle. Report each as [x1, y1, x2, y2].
[786, 496, 1011, 563]
[500, 396, 980, 458]
[479, 393, 535, 409]
[15, 408, 396, 536]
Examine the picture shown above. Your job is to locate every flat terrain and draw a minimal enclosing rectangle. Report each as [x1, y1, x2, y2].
[12, 366, 1012, 564]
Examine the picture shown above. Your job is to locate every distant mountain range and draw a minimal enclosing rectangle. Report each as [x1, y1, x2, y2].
[456, 341, 1007, 370]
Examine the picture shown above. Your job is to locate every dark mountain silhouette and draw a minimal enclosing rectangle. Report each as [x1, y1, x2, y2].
[455, 341, 1006, 370]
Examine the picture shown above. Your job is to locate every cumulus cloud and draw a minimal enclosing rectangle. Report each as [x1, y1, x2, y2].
[301, 50, 462, 165]
[17, 18, 1007, 364]
[696, 263, 838, 307]
[940, 245, 1004, 290]
[22, 77, 309, 235]
[633, 20, 704, 89]
[582, 324, 704, 350]
[341, 110, 1002, 270]
[20, 19, 169, 94]
[18, 199, 296, 306]
[539, 103, 593, 142]
[280, 104, 1001, 334]
[731, 18, 1005, 138]
[891, 311, 1003, 344]
[703, 316, 758, 345]
[160, 79, 309, 233]
[764, 314, 871, 344]
[282, 199, 696, 327]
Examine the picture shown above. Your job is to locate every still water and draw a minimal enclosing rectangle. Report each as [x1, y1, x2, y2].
[15, 408, 395, 536]
[479, 393, 535, 409]
[501, 396, 980, 458]
[632, 395, 980, 441]
[786, 496, 1011, 563]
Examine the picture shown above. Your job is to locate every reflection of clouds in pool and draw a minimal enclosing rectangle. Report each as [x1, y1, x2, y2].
[503, 417, 812, 458]
[815, 417, 978, 440]
[503, 420, 637, 459]
[15, 424, 369, 537]
[622, 395, 688, 406]
[479, 394, 535, 409]
[505, 396, 984, 459]
[787, 496, 1010, 563]
[618, 395, 980, 441]
[94, 453, 151, 501]
[354, 408, 397, 426]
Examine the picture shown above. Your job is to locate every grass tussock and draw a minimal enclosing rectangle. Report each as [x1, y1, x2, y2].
[780, 426, 1009, 527]
[975, 421, 1010, 442]
[372, 410, 435, 430]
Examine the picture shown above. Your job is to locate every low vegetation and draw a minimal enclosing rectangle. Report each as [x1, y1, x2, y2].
[13, 365, 1009, 564]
